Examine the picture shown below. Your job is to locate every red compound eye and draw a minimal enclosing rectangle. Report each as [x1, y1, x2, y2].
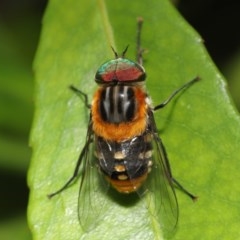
[95, 58, 146, 83]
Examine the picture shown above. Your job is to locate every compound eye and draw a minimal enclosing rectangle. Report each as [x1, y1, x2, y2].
[95, 58, 146, 84]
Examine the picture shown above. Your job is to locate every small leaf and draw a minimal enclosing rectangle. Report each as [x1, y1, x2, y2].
[28, 0, 240, 239]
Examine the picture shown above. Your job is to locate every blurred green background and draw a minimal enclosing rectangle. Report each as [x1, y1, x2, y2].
[0, 0, 239, 239]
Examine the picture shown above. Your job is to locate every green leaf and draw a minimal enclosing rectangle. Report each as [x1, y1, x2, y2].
[0, 11, 34, 240]
[28, 0, 240, 239]
[0, 23, 33, 171]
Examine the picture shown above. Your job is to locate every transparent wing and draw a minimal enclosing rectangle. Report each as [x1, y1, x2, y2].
[141, 111, 178, 232]
[78, 123, 110, 232]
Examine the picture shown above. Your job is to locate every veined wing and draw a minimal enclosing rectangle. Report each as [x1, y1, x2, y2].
[142, 110, 178, 232]
[77, 122, 110, 232]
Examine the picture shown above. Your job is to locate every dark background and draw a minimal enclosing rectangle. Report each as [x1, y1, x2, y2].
[0, 0, 239, 238]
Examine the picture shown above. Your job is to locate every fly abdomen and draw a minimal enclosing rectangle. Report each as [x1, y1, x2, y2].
[95, 133, 153, 193]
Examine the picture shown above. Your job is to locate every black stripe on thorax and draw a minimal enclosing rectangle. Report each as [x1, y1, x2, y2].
[99, 85, 136, 123]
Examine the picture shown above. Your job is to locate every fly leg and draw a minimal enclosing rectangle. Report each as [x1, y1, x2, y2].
[70, 85, 91, 109]
[48, 137, 92, 198]
[172, 178, 198, 200]
[136, 17, 144, 65]
[154, 76, 200, 111]
[155, 131, 198, 201]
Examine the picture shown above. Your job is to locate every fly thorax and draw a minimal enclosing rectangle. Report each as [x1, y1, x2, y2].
[99, 85, 137, 123]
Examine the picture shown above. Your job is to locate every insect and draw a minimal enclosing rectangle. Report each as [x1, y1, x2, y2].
[48, 18, 198, 231]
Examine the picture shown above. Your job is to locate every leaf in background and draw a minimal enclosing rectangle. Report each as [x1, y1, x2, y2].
[0, 23, 33, 171]
[28, 0, 240, 239]
[224, 49, 240, 111]
[0, 6, 37, 240]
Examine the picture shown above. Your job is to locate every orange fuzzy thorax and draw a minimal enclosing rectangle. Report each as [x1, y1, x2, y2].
[91, 86, 148, 142]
